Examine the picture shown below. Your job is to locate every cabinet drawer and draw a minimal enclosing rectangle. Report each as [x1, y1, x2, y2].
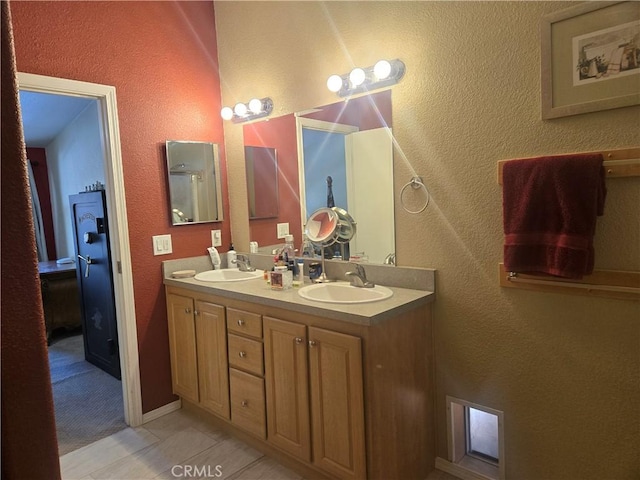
[227, 308, 262, 339]
[228, 334, 264, 376]
[230, 368, 266, 439]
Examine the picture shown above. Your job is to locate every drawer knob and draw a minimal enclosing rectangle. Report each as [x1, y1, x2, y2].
[239, 351, 247, 358]
[295, 337, 304, 344]
[237, 319, 245, 326]
[241, 400, 248, 407]
[184, 307, 191, 314]
[308, 340, 317, 347]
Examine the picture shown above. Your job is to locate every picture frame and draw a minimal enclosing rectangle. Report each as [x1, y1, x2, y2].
[541, 1, 640, 119]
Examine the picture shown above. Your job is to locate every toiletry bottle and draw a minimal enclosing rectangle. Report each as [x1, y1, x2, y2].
[207, 246, 221, 270]
[293, 259, 304, 288]
[282, 234, 297, 274]
[228, 243, 237, 268]
[300, 233, 315, 258]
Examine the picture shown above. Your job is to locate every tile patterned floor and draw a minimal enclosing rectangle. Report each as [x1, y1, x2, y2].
[59, 408, 458, 480]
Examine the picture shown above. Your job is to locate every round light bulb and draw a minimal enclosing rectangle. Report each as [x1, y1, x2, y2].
[220, 106, 234, 120]
[349, 68, 366, 87]
[374, 60, 392, 80]
[327, 74, 343, 93]
[234, 102, 248, 117]
[248, 98, 263, 114]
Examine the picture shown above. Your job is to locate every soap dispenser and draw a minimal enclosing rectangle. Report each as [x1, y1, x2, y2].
[228, 243, 237, 269]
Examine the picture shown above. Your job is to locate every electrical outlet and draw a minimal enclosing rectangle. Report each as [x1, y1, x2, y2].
[211, 229, 222, 247]
[152, 234, 172, 256]
[277, 222, 289, 239]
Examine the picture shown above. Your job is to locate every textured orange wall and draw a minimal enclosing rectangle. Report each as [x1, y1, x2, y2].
[11, 1, 228, 412]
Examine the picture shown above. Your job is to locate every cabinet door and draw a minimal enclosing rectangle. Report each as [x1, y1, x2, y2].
[309, 327, 366, 480]
[195, 300, 230, 419]
[264, 317, 311, 461]
[166, 293, 199, 403]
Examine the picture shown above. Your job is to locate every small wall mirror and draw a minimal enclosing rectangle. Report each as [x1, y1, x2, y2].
[165, 141, 223, 225]
[245, 146, 279, 219]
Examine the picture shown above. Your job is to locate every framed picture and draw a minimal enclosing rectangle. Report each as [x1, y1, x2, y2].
[541, 1, 640, 119]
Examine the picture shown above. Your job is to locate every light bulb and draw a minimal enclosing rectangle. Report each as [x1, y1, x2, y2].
[349, 68, 366, 87]
[248, 98, 263, 114]
[374, 60, 392, 80]
[234, 102, 248, 117]
[327, 74, 343, 93]
[220, 106, 234, 120]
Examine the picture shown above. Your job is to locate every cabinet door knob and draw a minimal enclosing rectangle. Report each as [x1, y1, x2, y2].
[184, 307, 191, 314]
[308, 340, 317, 347]
[241, 400, 248, 407]
[194, 310, 199, 316]
[237, 319, 245, 326]
[239, 351, 247, 358]
[295, 337, 304, 344]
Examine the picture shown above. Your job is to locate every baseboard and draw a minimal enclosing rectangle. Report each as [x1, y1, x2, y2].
[435, 457, 494, 480]
[141, 399, 181, 424]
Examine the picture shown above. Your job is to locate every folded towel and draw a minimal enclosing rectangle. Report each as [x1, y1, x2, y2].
[502, 153, 606, 279]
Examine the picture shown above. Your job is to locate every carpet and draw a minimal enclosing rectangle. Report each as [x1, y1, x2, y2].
[48, 333, 127, 456]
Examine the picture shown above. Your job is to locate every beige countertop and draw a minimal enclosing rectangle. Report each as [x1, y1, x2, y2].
[163, 257, 435, 326]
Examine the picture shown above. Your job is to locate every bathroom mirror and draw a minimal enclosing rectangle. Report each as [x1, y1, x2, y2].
[165, 141, 223, 225]
[245, 146, 279, 219]
[242, 90, 395, 264]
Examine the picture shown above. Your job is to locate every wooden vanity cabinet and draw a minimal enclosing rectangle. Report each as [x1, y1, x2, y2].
[166, 285, 434, 480]
[166, 291, 230, 419]
[263, 317, 365, 480]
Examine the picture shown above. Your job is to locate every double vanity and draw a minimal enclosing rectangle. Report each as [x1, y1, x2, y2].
[163, 255, 436, 480]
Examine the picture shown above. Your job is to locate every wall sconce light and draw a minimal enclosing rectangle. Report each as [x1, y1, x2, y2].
[220, 97, 273, 123]
[327, 59, 405, 97]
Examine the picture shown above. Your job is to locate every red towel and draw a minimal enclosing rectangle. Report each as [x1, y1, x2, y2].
[502, 154, 606, 279]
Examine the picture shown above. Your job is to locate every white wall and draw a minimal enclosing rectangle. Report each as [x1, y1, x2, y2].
[46, 99, 105, 258]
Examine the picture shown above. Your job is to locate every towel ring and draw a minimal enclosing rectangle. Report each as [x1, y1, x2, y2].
[400, 176, 430, 214]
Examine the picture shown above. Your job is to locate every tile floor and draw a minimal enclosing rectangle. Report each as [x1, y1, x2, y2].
[60, 408, 458, 480]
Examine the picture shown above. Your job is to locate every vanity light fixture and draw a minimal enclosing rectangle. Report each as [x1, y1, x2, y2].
[220, 97, 273, 123]
[327, 59, 405, 97]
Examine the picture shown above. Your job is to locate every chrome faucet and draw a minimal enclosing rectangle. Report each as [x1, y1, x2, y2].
[345, 263, 375, 288]
[236, 254, 255, 272]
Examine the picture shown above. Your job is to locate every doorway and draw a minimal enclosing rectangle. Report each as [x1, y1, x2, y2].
[18, 73, 142, 438]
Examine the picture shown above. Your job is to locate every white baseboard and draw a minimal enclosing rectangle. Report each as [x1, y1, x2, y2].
[141, 399, 181, 424]
[435, 457, 494, 480]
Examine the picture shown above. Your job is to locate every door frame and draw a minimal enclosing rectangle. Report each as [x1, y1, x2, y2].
[18, 72, 143, 427]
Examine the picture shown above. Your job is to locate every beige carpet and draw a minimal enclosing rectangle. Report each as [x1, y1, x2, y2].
[48, 333, 126, 456]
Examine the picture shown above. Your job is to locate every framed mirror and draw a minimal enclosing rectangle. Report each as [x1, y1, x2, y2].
[165, 141, 223, 225]
[245, 146, 278, 219]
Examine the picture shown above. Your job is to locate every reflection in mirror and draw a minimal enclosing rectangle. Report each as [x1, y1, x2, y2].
[242, 90, 394, 264]
[243, 114, 302, 247]
[166, 141, 223, 225]
[297, 91, 394, 264]
[245, 146, 278, 219]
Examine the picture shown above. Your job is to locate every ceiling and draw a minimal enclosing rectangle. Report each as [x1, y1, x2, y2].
[19, 90, 94, 147]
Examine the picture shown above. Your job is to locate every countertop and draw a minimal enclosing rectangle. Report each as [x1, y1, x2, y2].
[163, 257, 435, 326]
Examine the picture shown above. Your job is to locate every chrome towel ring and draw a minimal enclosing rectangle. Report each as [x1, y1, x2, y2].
[400, 176, 430, 214]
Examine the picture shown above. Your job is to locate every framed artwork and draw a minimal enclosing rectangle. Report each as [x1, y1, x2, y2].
[541, 1, 640, 119]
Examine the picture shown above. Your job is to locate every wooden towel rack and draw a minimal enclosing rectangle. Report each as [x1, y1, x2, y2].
[497, 147, 640, 301]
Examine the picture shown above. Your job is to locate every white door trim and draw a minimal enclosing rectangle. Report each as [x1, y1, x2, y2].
[18, 72, 143, 427]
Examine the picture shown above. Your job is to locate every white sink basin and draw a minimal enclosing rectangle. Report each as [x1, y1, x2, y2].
[194, 269, 263, 283]
[298, 282, 393, 304]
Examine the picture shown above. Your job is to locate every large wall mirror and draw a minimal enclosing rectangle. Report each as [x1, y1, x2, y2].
[242, 90, 395, 264]
[165, 141, 223, 225]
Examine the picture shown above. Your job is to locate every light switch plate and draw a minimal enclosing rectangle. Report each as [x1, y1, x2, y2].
[211, 229, 222, 247]
[277, 223, 289, 239]
[152, 234, 172, 256]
